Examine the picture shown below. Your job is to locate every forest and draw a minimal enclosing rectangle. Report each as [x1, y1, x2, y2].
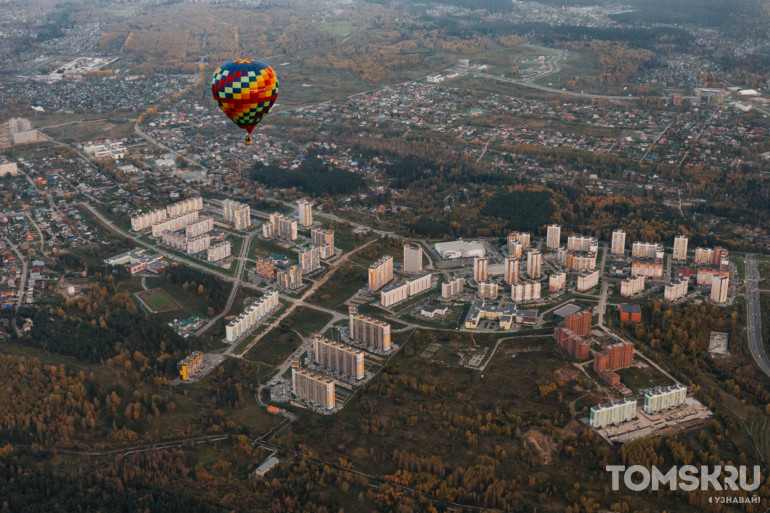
[248, 158, 366, 197]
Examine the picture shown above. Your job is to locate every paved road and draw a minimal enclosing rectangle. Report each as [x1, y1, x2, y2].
[473, 72, 640, 101]
[745, 255, 770, 378]
[596, 246, 610, 327]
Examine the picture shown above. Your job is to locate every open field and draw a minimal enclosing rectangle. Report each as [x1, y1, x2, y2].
[307, 264, 367, 310]
[135, 288, 181, 313]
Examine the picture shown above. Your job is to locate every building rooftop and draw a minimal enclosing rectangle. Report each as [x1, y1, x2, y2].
[619, 303, 641, 314]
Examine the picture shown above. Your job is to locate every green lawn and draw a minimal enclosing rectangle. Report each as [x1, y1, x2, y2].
[318, 20, 356, 36]
[135, 288, 181, 313]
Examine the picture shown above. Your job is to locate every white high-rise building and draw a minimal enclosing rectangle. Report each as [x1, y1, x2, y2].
[527, 250, 542, 279]
[503, 256, 519, 285]
[549, 271, 566, 292]
[673, 236, 688, 261]
[590, 398, 636, 428]
[546, 224, 561, 250]
[473, 257, 488, 283]
[403, 244, 423, 274]
[611, 230, 626, 256]
[298, 199, 313, 227]
[567, 236, 598, 253]
[223, 199, 251, 230]
[711, 275, 729, 304]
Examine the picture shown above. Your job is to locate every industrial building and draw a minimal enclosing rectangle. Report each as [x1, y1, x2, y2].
[291, 363, 335, 410]
[349, 306, 391, 351]
[312, 334, 365, 380]
[225, 290, 280, 342]
[222, 199, 251, 230]
[277, 265, 302, 290]
[673, 236, 688, 261]
[297, 199, 313, 227]
[473, 257, 488, 282]
[644, 384, 687, 413]
[441, 277, 465, 298]
[577, 269, 600, 292]
[512, 280, 541, 302]
[664, 279, 688, 301]
[369, 256, 394, 292]
[526, 250, 542, 279]
[546, 224, 561, 249]
[380, 272, 432, 307]
[403, 244, 423, 274]
[549, 271, 566, 292]
[590, 398, 637, 428]
[434, 240, 485, 260]
[620, 275, 645, 297]
[611, 230, 626, 256]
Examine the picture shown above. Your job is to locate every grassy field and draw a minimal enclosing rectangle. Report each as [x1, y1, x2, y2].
[39, 117, 136, 144]
[286, 306, 334, 337]
[317, 20, 356, 36]
[135, 288, 181, 313]
[307, 264, 367, 310]
[245, 325, 303, 370]
[615, 363, 674, 394]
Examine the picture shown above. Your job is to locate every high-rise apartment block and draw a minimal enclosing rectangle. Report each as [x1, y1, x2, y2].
[512, 280, 541, 302]
[299, 247, 321, 273]
[527, 250, 542, 279]
[441, 277, 465, 298]
[632, 242, 664, 260]
[277, 265, 302, 290]
[504, 256, 519, 285]
[477, 281, 498, 300]
[593, 341, 634, 373]
[508, 231, 531, 249]
[549, 271, 566, 292]
[292, 364, 335, 410]
[185, 216, 214, 238]
[564, 310, 592, 336]
[696, 268, 729, 286]
[152, 211, 199, 237]
[225, 291, 280, 342]
[473, 257, 488, 283]
[567, 235, 598, 253]
[131, 208, 167, 232]
[558, 248, 597, 271]
[166, 197, 203, 218]
[298, 199, 313, 227]
[631, 260, 664, 280]
[311, 228, 335, 259]
[161, 230, 210, 255]
[620, 275, 645, 297]
[381, 272, 432, 307]
[711, 275, 729, 304]
[553, 327, 591, 360]
[349, 306, 391, 352]
[223, 199, 251, 230]
[263, 213, 298, 241]
[695, 246, 729, 267]
[312, 334, 364, 381]
[590, 398, 636, 428]
[368, 256, 394, 292]
[508, 240, 523, 259]
[664, 279, 688, 301]
[673, 236, 688, 261]
[611, 230, 626, 256]
[255, 259, 275, 280]
[403, 244, 423, 274]
[546, 224, 561, 249]
[644, 384, 687, 413]
[577, 269, 600, 292]
[207, 241, 231, 262]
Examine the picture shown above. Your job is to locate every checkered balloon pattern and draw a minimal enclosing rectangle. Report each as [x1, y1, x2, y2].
[211, 59, 279, 134]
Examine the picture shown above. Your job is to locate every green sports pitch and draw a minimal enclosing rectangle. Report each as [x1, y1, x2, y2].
[135, 288, 181, 313]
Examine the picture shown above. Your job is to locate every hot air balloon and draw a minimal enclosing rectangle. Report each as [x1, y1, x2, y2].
[211, 59, 279, 145]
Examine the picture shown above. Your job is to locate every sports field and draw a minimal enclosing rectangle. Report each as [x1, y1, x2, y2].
[135, 288, 181, 313]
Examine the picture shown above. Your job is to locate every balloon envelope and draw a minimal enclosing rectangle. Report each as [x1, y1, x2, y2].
[211, 59, 279, 138]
